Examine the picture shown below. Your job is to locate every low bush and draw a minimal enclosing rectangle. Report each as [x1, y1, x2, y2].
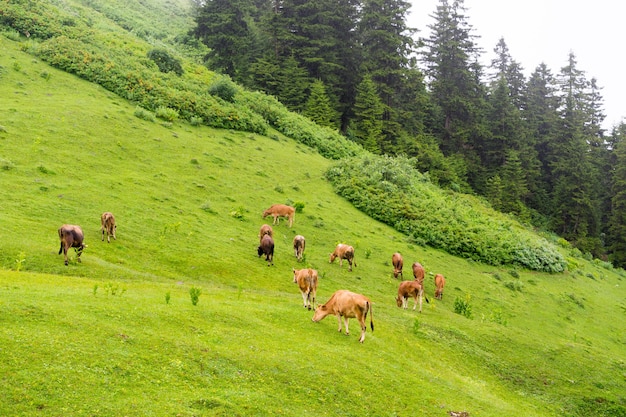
[326, 155, 566, 272]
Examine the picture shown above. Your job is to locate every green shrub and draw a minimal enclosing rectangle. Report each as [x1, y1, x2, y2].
[147, 48, 183, 76]
[155, 106, 179, 122]
[189, 287, 201, 306]
[453, 295, 473, 319]
[134, 106, 156, 122]
[294, 201, 305, 213]
[1, 158, 15, 171]
[208, 78, 237, 103]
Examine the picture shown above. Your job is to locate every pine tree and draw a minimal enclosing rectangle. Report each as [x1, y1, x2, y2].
[351, 75, 385, 153]
[607, 123, 626, 266]
[303, 80, 338, 129]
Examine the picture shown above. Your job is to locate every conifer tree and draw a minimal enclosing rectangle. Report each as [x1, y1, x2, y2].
[304, 80, 338, 129]
[351, 75, 385, 153]
[607, 123, 626, 266]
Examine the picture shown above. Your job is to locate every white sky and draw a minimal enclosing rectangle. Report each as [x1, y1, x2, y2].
[407, 0, 625, 131]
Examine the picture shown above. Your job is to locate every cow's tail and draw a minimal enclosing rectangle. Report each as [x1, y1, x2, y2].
[368, 301, 374, 332]
[58, 241, 63, 255]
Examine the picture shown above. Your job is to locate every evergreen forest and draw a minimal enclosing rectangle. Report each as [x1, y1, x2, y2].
[193, 0, 626, 266]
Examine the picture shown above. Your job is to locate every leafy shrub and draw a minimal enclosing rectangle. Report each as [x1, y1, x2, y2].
[504, 280, 523, 292]
[134, 106, 155, 122]
[1, 158, 15, 171]
[147, 48, 183, 75]
[453, 295, 473, 319]
[155, 106, 179, 122]
[325, 155, 566, 272]
[294, 201, 305, 213]
[189, 287, 201, 306]
[208, 78, 237, 102]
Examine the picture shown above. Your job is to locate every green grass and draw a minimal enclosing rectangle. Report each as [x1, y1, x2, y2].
[1, 36, 625, 416]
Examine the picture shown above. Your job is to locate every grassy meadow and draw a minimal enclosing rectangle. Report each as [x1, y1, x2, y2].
[1, 34, 625, 417]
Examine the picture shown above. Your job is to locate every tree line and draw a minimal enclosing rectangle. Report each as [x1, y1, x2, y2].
[192, 0, 626, 266]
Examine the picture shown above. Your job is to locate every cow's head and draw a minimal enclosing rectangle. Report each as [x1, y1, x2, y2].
[395, 295, 404, 307]
[292, 268, 298, 283]
[257, 245, 263, 257]
[329, 253, 336, 263]
[311, 304, 328, 322]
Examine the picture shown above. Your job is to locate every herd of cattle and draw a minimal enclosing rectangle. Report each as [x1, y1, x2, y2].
[57, 204, 446, 343]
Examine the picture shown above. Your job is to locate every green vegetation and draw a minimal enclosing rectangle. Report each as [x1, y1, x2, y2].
[0, 35, 625, 417]
[0, 3, 625, 416]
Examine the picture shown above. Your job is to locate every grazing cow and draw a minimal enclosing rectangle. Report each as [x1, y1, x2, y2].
[329, 243, 356, 271]
[257, 234, 274, 266]
[58, 224, 85, 266]
[293, 235, 305, 261]
[395, 280, 425, 312]
[412, 262, 425, 285]
[434, 273, 446, 300]
[293, 268, 318, 310]
[259, 224, 273, 241]
[262, 204, 295, 227]
[392, 252, 403, 279]
[100, 212, 117, 243]
[312, 290, 374, 343]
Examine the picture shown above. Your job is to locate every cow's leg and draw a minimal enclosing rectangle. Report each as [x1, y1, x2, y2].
[359, 318, 366, 343]
[348, 258, 353, 272]
[64, 248, 69, 266]
[418, 289, 423, 313]
[101, 228, 105, 241]
[336, 314, 343, 333]
[343, 317, 350, 335]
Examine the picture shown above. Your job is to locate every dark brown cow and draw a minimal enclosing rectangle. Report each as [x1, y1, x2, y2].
[392, 252, 403, 279]
[259, 224, 273, 241]
[412, 262, 425, 286]
[312, 290, 374, 343]
[329, 243, 356, 271]
[293, 268, 318, 310]
[257, 234, 274, 266]
[58, 224, 85, 266]
[395, 280, 425, 312]
[434, 273, 446, 300]
[100, 212, 117, 243]
[293, 235, 305, 261]
[262, 204, 295, 227]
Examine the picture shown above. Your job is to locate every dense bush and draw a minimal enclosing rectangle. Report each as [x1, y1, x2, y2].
[147, 48, 183, 76]
[326, 155, 566, 272]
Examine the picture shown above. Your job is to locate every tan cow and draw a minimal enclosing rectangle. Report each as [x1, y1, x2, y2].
[100, 212, 117, 243]
[412, 262, 425, 286]
[293, 235, 305, 261]
[434, 273, 446, 300]
[312, 290, 374, 343]
[262, 204, 295, 227]
[293, 268, 318, 310]
[58, 224, 85, 266]
[329, 243, 356, 271]
[392, 252, 403, 279]
[259, 224, 273, 241]
[395, 280, 425, 312]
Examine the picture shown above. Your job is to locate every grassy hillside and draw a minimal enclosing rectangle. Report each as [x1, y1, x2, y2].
[1, 36, 625, 417]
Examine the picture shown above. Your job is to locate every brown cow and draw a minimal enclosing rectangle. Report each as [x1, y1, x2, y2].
[259, 224, 273, 241]
[329, 243, 356, 271]
[395, 280, 425, 312]
[257, 234, 274, 266]
[392, 252, 403, 279]
[100, 212, 117, 243]
[293, 268, 318, 310]
[58, 224, 85, 266]
[412, 262, 425, 286]
[293, 235, 305, 261]
[312, 290, 374, 343]
[434, 273, 446, 300]
[262, 204, 295, 227]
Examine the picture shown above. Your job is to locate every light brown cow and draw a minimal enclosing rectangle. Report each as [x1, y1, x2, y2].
[100, 212, 117, 243]
[329, 243, 356, 271]
[312, 290, 374, 343]
[395, 280, 425, 312]
[392, 252, 403, 279]
[434, 273, 446, 300]
[262, 204, 295, 227]
[412, 262, 425, 286]
[259, 224, 273, 241]
[293, 235, 305, 261]
[58, 224, 85, 266]
[293, 268, 318, 310]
